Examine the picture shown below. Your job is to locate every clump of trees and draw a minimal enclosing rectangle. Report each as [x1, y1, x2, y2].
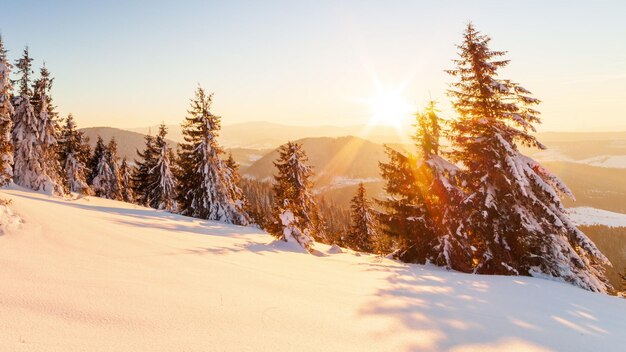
[0, 26, 613, 293]
[376, 24, 610, 292]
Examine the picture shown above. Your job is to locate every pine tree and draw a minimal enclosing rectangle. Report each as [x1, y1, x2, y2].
[88, 136, 106, 185]
[0, 36, 14, 186]
[446, 23, 609, 292]
[58, 114, 91, 194]
[240, 178, 274, 229]
[379, 102, 473, 270]
[175, 87, 250, 225]
[11, 48, 60, 194]
[31, 65, 64, 194]
[132, 133, 157, 206]
[317, 196, 350, 246]
[269, 141, 325, 250]
[346, 183, 378, 252]
[148, 124, 176, 211]
[120, 158, 135, 203]
[92, 138, 122, 200]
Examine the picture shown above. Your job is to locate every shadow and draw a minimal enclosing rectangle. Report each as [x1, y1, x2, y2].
[10, 190, 323, 259]
[356, 262, 625, 351]
[9, 191, 264, 240]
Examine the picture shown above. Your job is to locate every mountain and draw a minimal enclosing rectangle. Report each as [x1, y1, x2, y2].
[80, 127, 177, 162]
[2, 186, 625, 351]
[86, 126, 626, 212]
[543, 162, 626, 213]
[243, 136, 386, 187]
[130, 121, 405, 149]
[523, 131, 626, 168]
[240, 136, 626, 212]
[226, 147, 273, 167]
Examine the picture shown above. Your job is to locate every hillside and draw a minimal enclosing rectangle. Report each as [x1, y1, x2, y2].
[243, 136, 386, 187]
[130, 122, 404, 149]
[240, 136, 626, 212]
[80, 127, 177, 162]
[0, 187, 625, 351]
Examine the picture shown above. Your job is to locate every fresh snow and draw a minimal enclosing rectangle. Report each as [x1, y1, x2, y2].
[578, 155, 626, 169]
[1, 186, 625, 351]
[532, 150, 626, 169]
[569, 207, 626, 228]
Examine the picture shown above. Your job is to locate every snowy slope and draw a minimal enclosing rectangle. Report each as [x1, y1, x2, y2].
[1, 187, 625, 352]
[569, 207, 626, 227]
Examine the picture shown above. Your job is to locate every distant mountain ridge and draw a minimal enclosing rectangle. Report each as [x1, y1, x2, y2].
[129, 121, 405, 148]
[84, 124, 626, 213]
[80, 127, 178, 162]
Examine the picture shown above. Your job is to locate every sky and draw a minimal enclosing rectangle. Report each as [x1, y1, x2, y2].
[1, 0, 625, 132]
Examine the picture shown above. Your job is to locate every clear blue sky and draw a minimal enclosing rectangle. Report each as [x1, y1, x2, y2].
[1, 0, 625, 131]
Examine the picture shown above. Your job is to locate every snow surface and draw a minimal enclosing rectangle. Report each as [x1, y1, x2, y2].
[569, 207, 626, 228]
[1, 186, 625, 351]
[578, 155, 626, 169]
[532, 150, 626, 169]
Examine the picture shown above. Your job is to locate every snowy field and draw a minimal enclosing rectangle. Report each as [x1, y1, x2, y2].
[569, 207, 626, 227]
[1, 187, 625, 352]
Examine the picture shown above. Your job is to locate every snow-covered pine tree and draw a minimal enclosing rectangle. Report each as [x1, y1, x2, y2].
[0, 36, 14, 186]
[92, 138, 123, 200]
[269, 141, 325, 250]
[58, 114, 91, 194]
[175, 87, 250, 225]
[11, 48, 59, 194]
[378, 103, 472, 270]
[120, 158, 135, 203]
[31, 65, 64, 194]
[446, 23, 609, 292]
[132, 133, 157, 206]
[88, 136, 106, 185]
[345, 183, 378, 252]
[148, 124, 176, 211]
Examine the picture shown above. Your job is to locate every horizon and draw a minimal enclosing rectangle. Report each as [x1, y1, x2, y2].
[1, 1, 625, 132]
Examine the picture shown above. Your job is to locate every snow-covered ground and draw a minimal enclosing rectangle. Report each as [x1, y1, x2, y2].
[532, 150, 626, 169]
[578, 155, 626, 169]
[569, 207, 626, 227]
[1, 187, 625, 351]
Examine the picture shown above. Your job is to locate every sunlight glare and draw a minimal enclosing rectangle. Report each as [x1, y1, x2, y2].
[365, 90, 414, 128]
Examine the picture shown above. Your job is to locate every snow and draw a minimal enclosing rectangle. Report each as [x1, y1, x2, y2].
[1, 186, 625, 351]
[569, 207, 626, 228]
[578, 155, 626, 169]
[531, 150, 626, 169]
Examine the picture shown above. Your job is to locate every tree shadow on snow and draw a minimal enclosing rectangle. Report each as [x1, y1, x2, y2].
[356, 261, 625, 351]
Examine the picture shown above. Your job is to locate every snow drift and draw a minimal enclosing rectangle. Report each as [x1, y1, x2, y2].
[1, 187, 625, 351]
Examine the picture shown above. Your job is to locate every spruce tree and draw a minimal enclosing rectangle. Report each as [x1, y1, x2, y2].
[269, 141, 325, 250]
[92, 138, 122, 200]
[31, 65, 64, 194]
[0, 36, 14, 186]
[175, 87, 250, 225]
[240, 178, 274, 229]
[11, 48, 59, 194]
[148, 124, 176, 211]
[120, 158, 135, 203]
[379, 102, 473, 270]
[132, 133, 157, 206]
[58, 114, 91, 194]
[88, 136, 106, 185]
[446, 23, 609, 291]
[346, 183, 378, 252]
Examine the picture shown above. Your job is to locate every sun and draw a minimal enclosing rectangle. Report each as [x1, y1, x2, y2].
[364, 90, 414, 128]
